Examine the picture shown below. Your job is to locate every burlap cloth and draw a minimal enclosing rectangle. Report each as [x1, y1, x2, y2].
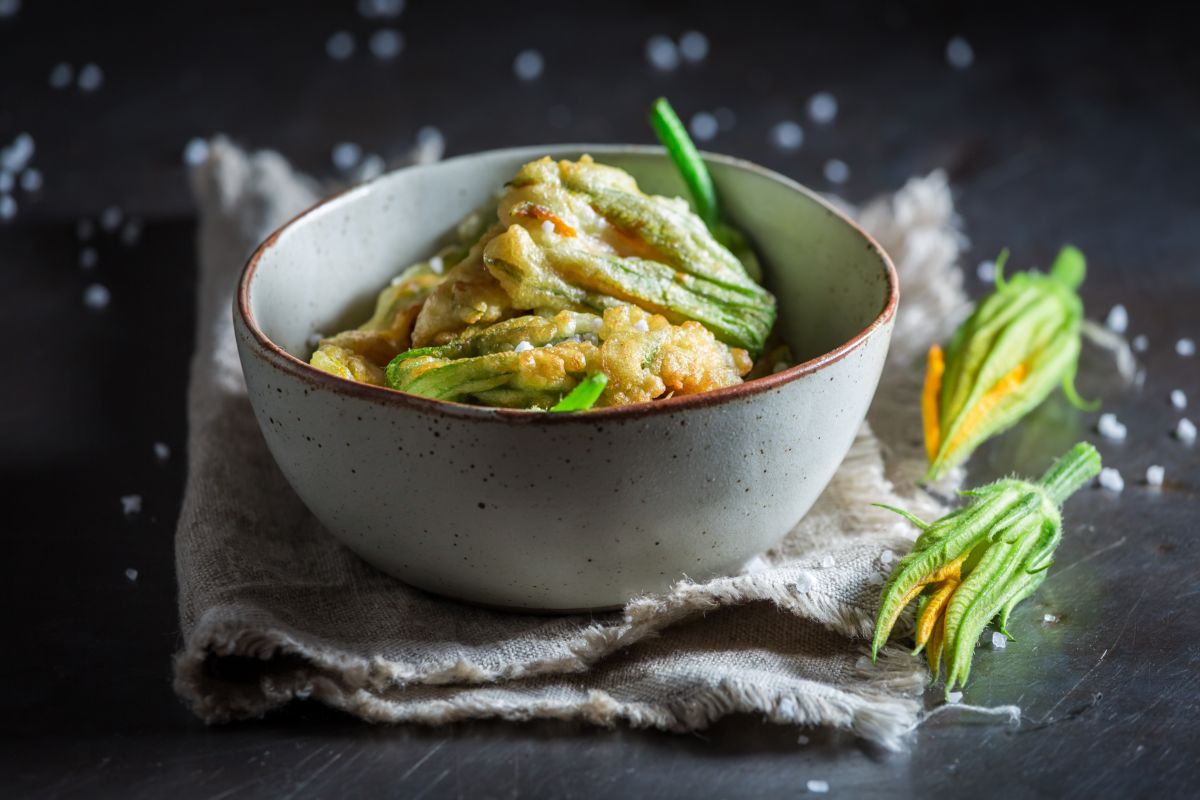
[173, 139, 968, 751]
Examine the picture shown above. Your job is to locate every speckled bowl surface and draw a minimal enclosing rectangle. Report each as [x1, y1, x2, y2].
[235, 144, 898, 611]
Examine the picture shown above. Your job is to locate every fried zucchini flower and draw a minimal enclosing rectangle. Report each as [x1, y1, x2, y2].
[871, 442, 1101, 694]
[923, 246, 1093, 482]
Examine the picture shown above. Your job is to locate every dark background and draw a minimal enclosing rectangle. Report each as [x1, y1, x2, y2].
[3, 1, 1198, 798]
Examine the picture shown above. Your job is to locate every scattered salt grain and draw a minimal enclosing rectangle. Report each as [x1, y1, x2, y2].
[1145, 465, 1164, 487]
[823, 158, 850, 185]
[1105, 304, 1128, 334]
[0, 171, 11, 194]
[714, 107, 736, 131]
[1176, 338, 1195, 357]
[77, 218, 94, 240]
[820, 554, 836, 569]
[428, 254, 444, 274]
[0, 0, 20, 19]
[356, 153, 385, 181]
[49, 62, 73, 89]
[83, 283, 110, 309]
[513, 340, 534, 353]
[855, 655, 871, 669]
[368, 28, 404, 60]
[633, 318, 650, 333]
[880, 549, 895, 565]
[513, 49, 544, 81]
[331, 141, 362, 171]
[1096, 412, 1127, 441]
[125, 567, 139, 582]
[678, 30, 709, 63]
[306, 332, 324, 349]
[1, 132, 33, 171]
[806, 91, 838, 125]
[1098, 467, 1124, 493]
[120, 494, 142, 515]
[100, 205, 122, 231]
[1175, 417, 1196, 445]
[79, 247, 98, 269]
[991, 631, 1007, 650]
[154, 442, 171, 462]
[358, 0, 404, 17]
[77, 62, 104, 92]
[770, 121, 804, 151]
[945, 36, 974, 69]
[806, 779, 830, 794]
[794, 571, 814, 593]
[797, 734, 810, 745]
[0, 194, 14, 222]
[689, 112, 718, 142]
[183, 137, 209, 166]
[413, 125, 445, 164]
[540, 220, 555, 235]
[19, 167, 42, 192]
[1132, 334, 1148, 353]
[946, 691, 964, 704]
[976, 260, 996, 283]
[1043, 613, 1058, 623]
[326, 31, 356, 60]
[1170, 389, 1187, 410]
[867, 572, 886, 586]
[121, 218, 142, 246]
[645, 35, 680, 71]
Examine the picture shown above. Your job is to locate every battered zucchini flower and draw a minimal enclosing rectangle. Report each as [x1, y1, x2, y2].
[923, 246, 1094, 482]
[871, 442, 1101, 694]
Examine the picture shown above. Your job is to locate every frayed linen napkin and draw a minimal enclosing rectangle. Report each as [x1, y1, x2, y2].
[174, 138, 967, 751]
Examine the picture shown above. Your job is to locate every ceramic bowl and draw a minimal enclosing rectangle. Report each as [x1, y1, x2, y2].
[235, 145, 898, 611]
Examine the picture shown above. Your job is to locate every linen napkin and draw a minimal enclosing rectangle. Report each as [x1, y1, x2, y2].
[174, 138, 967, 751]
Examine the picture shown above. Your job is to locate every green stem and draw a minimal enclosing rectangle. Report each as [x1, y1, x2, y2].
[648, 97, 718, 229]
[1038, 442, 1102, 505]
[550, 372, 608, 412]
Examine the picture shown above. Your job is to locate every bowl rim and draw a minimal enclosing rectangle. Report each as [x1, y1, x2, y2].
[236, 143, 899, 423]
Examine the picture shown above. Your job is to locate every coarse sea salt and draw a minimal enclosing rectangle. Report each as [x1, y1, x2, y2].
[1175, 417, 1196, 444]
[513, 48, 544, 81]
[976, 260, 996, 283]
[1043, 613, 1058, 624]
[513, 340, 534, 353]
[770, 121, 804, 151]
[1145, 465, 1164, 487]
[820, 554, 836, 569]
[183, 137, 209, 166]
[79, 247, 98, 269]
[100, 205, 122, 231]
[0, 194, 14, 222]
[794, 571, 814, 593]
[689, 112, 718, 142]
[428, 254, 444, 274]
[125, 567, 139, 582]
[1170, 389, 1187, 410]
[0, 171, 11, 193]
[331, 141, 362, 171]
[326, 31, 356, 60]
[414, 125, 445, 164]
[880, 549, 895, 564]
[678, 30, 709, 63]
[946, 691, 964, 704]
[823, 158, 849, 185]
[20, 167, 42, 192]
[0, 0, 20, 17]
[1098, 467, 1124, 493]
[991, 631, 1007, 649]
[1132, 334, 1148, 353]
[1105, 304, 1128, 334]
[946, 36, 974, 69]
[358, 0, 404, 17]
[806, 780, 829, 794]
[369, 28, 404, 60]
[154, 442, 171, 462]
[77, 62, 104, 92]
[1176, 338, 1196, 357]
[83, 283, 110, 309]
[120, 494, 142, 515]
[797, 734, 811, 745]
[645, 35, 680, 71]
[49, 62, 73, 89]
[807, 92, 838, 125]
[1096, 412, 1126, 441]
[540, 219, 555, 235]
[633, 318, 650, 333]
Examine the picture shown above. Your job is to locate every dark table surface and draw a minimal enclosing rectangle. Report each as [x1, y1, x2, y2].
[3, 2, 1198, 798]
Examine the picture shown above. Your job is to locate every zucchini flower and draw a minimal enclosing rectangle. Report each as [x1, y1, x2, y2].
[923, 246, 1094, 482]
[871, 442, 1101, 694]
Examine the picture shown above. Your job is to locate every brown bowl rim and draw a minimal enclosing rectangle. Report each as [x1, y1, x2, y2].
[236, 144, 899, 424]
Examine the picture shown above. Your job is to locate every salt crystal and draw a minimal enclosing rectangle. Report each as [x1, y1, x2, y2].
[182, 137, 210, 166]
[806, 779, 829, 794]
[1105, 304, 1128, 334]
[946, 691, 964, 704]
[0, 0, 19, 17]
[49, 62, 73, 89]
[1132, 334, 1148, 352]
[331, 142, 362, 171]
[368, 28, 404, 60]
[326, 31, 356, 60]
[880, 549, 895, 565]
[120, 218, 142, 246]
[1145, 465, 1164, 487]
[306, 332, 324, 349]
[770, 121, 804, 151]
[1176, 338, 1196, 357]
[823, 158, 850, 185]
[794, 571, 814, 593]
[855, 655, 871, 669]
[413, 125, 445, 164]
[946, 36, 974, 69]
[633, 318, 650, 333]
[1170, 389, 1187, 410]
[154, 442, 171, 462]
[991, 631, 1007, 650]
[100, 206, 122, 231]
[1175, 417, 1196, 445]
[79, 247, 98, 269]
[867, 572, 886, 586]
[540, 220, 555, 235]
[820, 554, 836, 569]
[678, 30, 709, 63]
[797, 734, 810, 745]
[689, 112, 718, 142]
[513, 340, 534, 353]
[1096, 412, 1126, 441]
[0, 194, 14, 222]
[358, 153, 385, 180]
[1, 132, 33, 171]
[83, 283, 110, 309]
[513, 49, 544, 81]
[125, 567, 139, 582]
[1098, 467, 1124, 493]
[77, 63, 104, 92]
[1043, 613, 1058, 624]
[19, 167, 42, 192]
[976, 260, 996, 283]
[77, 218, 94, 240]
[714, 107, 736, 131]
[547, 105, 572, 129]
[0, 171, 11, 192]
[358, 0, 404, 17]
[806, 91, 838, 125]
[645, 35, 680, 71]
[120, 494, 142, 515]
[428, 254, 444, 274]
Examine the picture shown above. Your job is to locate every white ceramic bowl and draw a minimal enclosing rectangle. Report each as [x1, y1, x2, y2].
[235, 145, 897, 611]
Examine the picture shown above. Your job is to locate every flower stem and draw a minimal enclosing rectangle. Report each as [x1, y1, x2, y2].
[1038, 442, 1102, 505]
